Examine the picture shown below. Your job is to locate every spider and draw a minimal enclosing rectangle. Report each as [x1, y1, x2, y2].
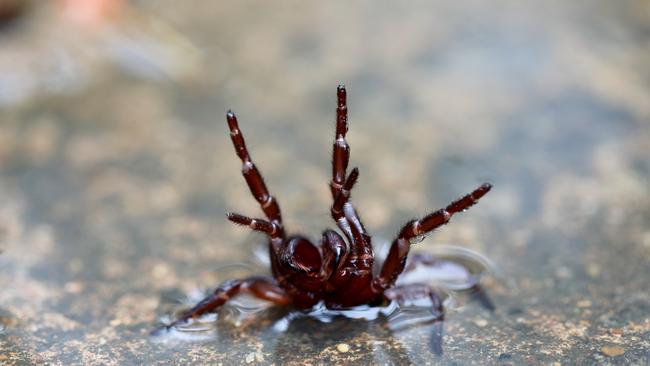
[166, 85, 492, 350]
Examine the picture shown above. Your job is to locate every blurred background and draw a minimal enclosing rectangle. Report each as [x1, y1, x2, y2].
[0, 0, 648, 364]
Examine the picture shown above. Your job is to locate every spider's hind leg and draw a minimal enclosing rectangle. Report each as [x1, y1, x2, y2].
[166, 276, 289, 329]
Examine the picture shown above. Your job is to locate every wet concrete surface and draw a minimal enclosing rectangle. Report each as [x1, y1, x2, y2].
[0, 1, 649, 364]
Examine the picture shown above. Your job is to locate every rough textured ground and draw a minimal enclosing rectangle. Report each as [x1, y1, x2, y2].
[1, 1, 649, 365]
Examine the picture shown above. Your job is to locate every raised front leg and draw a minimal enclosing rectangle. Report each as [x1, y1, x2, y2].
[330, 85, 372, 267]
[330, 85, 350, 198]
[227, 111, 284, 234]
[328, 86, 366, 245]
[168, 276, 290, 329]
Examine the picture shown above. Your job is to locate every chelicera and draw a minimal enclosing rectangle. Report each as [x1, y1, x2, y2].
[168, 86, 492, 345]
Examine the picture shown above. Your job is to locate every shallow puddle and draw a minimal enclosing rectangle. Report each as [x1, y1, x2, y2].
[0, 1, 649, 364]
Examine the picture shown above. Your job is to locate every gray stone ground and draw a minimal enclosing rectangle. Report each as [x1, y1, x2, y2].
[0, 1, 649, 364]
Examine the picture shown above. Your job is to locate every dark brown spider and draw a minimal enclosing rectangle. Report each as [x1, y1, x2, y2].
[167, 85, 491, 351]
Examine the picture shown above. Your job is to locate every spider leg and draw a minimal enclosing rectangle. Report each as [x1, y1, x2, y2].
[326, 86, 373, 267]
[167, 276, 289, 329]
[374, 183, 492, 291]
[227, 212, 282, 239]
[227, 111, 284, 236]
[330, 85, 350, 198]
[384, 284, 444, 356]
[327, 86, 362, 240]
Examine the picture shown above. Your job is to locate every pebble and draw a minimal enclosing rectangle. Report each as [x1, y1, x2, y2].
[64, 281, 84, 294]
[336, 343, 350, 353]
[152, 263, 170, 279]
[601, 346, 625, 357]
[610, 328, 624, 336]
[497, 353, 511, 360]
[245, 352, 256, 363]
[576, 300, 591, 308]
[474, 318, 488, 327]
[555, 266, 572, 278]
[586, 263, 601, 277]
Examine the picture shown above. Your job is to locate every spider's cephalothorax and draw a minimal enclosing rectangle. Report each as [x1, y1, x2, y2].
[169, 85, 491, 338]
